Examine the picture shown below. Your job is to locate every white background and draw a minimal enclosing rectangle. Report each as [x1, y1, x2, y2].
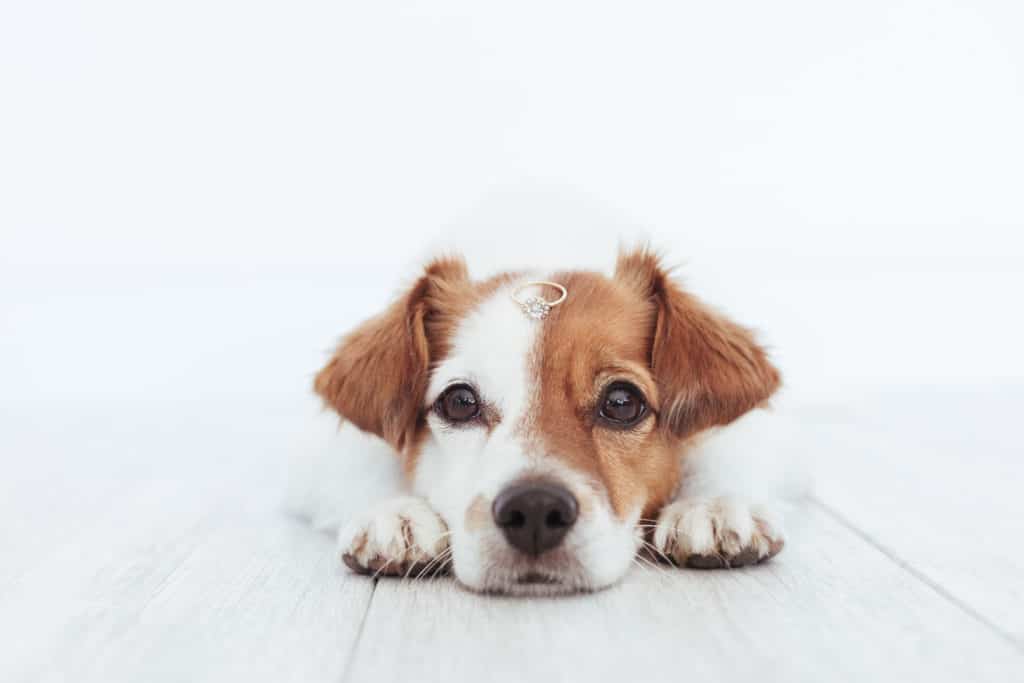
[2, 0, 1023, 408]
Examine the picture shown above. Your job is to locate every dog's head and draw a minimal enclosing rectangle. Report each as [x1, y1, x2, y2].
[315, 247, 779, 594]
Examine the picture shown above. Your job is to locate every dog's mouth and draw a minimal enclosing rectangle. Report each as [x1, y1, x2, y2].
[516, 571, 563, 586]
[477, 560, 589, 595]
[484, 571, 580, 596]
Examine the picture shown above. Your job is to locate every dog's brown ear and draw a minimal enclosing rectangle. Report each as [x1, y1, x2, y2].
[615, 247, 781, 439]
[314, 255, 470, 452]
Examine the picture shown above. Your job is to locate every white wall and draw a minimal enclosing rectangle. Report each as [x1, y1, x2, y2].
[2, 1, 1023, 404]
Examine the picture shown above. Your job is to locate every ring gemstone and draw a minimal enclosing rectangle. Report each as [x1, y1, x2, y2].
[522, 296, 552, 320]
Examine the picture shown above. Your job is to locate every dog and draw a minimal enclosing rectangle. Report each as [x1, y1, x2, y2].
[296, 246, 786, 595]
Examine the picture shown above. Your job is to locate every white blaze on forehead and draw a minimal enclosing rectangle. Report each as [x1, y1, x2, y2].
[416, 278, 547, 590]
[426, 279, 543, 431]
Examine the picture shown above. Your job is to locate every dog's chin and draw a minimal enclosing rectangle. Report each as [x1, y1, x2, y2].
[475, 569, 593, 596]
[452, 554, 622, 596]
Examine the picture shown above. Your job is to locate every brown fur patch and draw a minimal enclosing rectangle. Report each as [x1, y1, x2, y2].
[532, 248, 780, 520]
[314, 255, 517, 473]
[532, 271, 681, 519]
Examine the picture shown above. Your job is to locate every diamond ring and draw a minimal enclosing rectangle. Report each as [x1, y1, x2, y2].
[511, 281, 568, 320]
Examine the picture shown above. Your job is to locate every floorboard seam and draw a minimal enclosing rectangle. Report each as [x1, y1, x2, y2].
[811, 496, 1023, 652]
[340, 578, 377, 683]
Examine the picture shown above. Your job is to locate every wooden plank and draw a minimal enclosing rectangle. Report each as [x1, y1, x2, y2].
[1, 500, 373, 683]
[0, 403, 375, 683]
[345, 504, 1023, 683]
[809, 387, 1024, 644]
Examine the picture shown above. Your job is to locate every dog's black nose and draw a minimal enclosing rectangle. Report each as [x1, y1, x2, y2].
[492, 482, 578, 556]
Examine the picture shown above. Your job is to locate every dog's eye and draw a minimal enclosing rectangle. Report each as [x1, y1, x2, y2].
[598, 382, 647, 428]
[436, 384, 481, 423]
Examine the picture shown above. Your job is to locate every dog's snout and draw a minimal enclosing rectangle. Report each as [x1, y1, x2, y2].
[492, 482, 578, 556]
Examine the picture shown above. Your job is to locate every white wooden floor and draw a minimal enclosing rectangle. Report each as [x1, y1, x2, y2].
[2, 389, 1022, 682]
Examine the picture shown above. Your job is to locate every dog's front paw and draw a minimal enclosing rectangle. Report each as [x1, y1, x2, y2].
[652, 497, 784, 569]
[339, 496, 450, 577]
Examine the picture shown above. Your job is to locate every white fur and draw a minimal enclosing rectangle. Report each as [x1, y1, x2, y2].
[653, 497, 784, 563]
[677, 403, 810, 503]
[284, 410, 404, 532]
[415, 280, 542, 589]
[650, 405, 808, 565]
[338, 496, 449, 570]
